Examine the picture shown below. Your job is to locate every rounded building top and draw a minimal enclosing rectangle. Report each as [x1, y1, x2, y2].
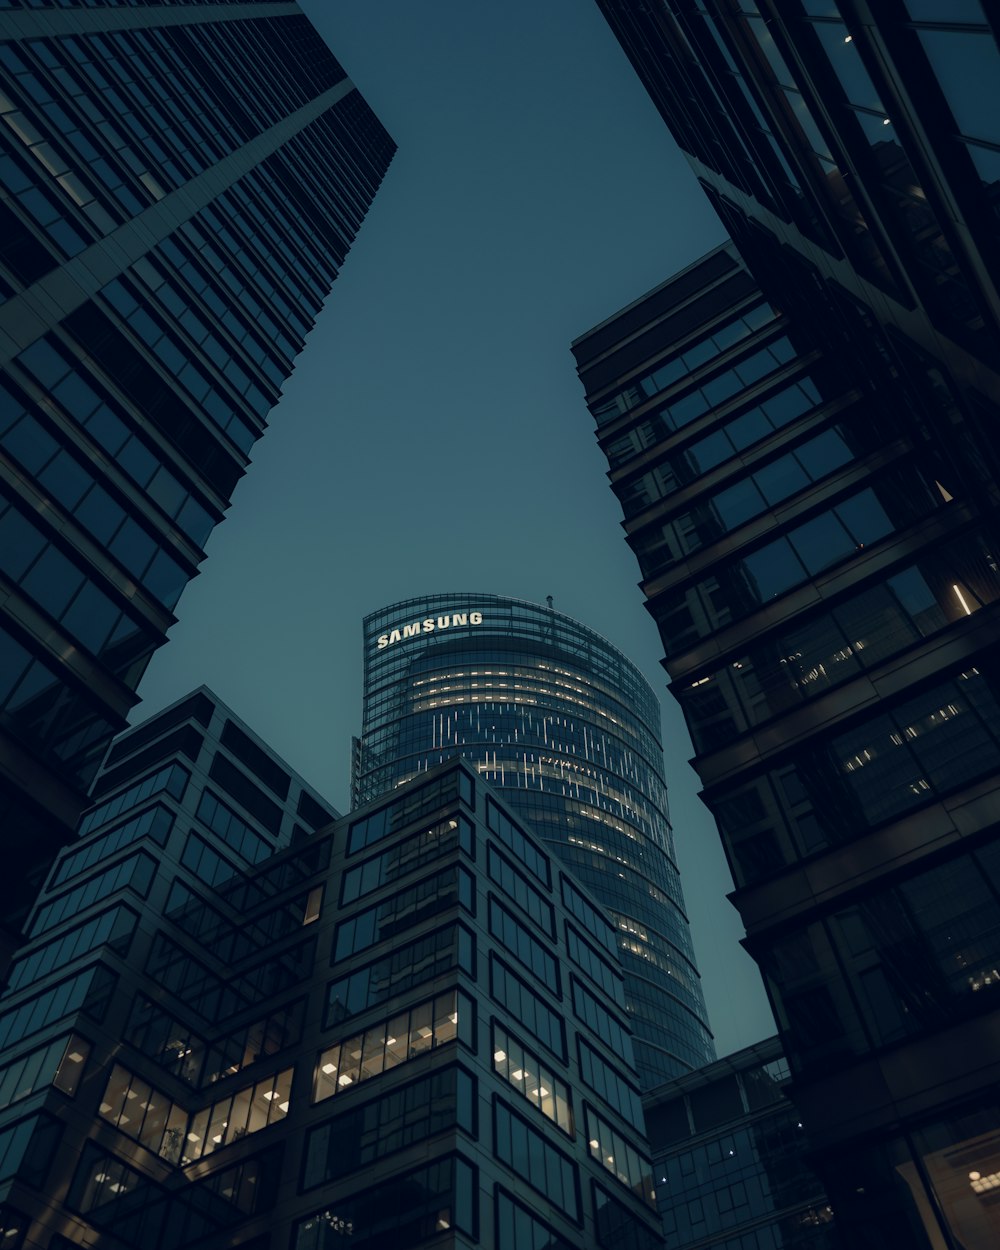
[361, 592, 664, 744]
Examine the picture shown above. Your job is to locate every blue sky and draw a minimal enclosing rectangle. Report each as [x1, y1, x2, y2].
[134, 0, 775, 1056]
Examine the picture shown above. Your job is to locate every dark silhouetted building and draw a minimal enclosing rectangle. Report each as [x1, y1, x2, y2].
[0, 1, 394, 946]
[0, 691, 662, 1250]
[576, 4, 1000, 1246]
[352, 592, 716, 1089]
[643, 1036, 834, 1250]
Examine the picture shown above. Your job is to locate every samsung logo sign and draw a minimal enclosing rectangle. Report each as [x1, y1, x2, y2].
[377, 611, 484, 650]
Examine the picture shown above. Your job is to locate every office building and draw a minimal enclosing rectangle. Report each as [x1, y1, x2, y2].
[352, 592, 715, 1089]
[0, 0, 395, 944]
[0, 691, 662, 1250]
[643, 1037, 834, 1250]
[576, 4, 1000, 1246]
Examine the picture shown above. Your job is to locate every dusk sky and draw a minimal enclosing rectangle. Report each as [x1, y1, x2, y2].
[133, 1, 776, 1057]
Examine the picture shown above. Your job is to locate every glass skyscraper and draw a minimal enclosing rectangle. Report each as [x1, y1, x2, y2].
[0, 0, 394, 945]
[353, 592, 715, 1088]
[579, 4, 1000, 1246]
[0, 691, 662, 1250]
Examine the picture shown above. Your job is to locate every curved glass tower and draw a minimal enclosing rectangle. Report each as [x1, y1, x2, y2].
[353, 592, 715, 1086]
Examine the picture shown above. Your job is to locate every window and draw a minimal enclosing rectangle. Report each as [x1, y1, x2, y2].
[0, 965, 116, 1050]
[490, 956, 566, 1061]
[594, 1183, 664, 1250]
[578, 1038, 644, 1131]
[340, 814, 472, 904]
[53, 805, 173, 886]
[314, 989, 467, 1100]
[303, 1065, 475, 1186]
[496, 1188, 575, 1250]
[493, 1023, 572, 1134]
[29, 853, 156, 936]
[184, 1066, 292, 1161]
[8, 905, 136, 990]
[347, 774, 462, 853]
[487, 800, 550, 885]
[326, 924, 474, 1026]
[294, 1155, 477, 1249]
[488, 844, 555, 937]
[585, 1105, 656, 1207]
[333, 865, 474, 960]
[0, 1034, 89, 1109]
[567, 927, 626, 1007]
[195, 790, 274, 864]
[489, 898, 559, 992]
[561, 876, 619, 957]
[494, 1099, 580, 1222]
[77, 764, 187, 836]
[572, 978, 634, 1065]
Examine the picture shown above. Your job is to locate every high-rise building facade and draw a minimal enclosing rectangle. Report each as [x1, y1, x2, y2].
[352, 592, 715, 1089]
[0, 0, 394, 942]
[577, 4, 1000, 1246]
[594, 0, 1000, 405]
[0, 691, 662, 1250]
[643, 1036, 834, 1250]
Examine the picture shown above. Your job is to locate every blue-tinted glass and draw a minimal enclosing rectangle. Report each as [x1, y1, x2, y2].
[966, 141, 1000, 185]
[227, 418, 256, 453]
[761, 384, 812, 428]
[21, 547, 84, 618]
[886, 567, 941, 623]
[0, 631, 33, 703]
[38, 452, 91, 511]
[75, 485, 123, 546]
[811, 21, 884, 111]
[754, 454, 810, 504]
[3, 418, 58, 474]
[904, 0, 986, 16]
[727, 408, 770, 449]
[61, 583, 119, 654]
[796, 429, 852, 479]
[0, 509, 46, 581]
[51, 372, 101, 420]
[84, 406, 129, 456]
[6, 660, 58, 718]
[688, 429, 732, 473]
[715, 477, 765, 529]
[789, 511, 855, 573]
[743, 538, 806, 600]
[746, 15, 797, 87]
[837, 490, 893, 545]
[108, 520, 155, 577]
[682, 339, 718, 369]
[667, 391, 707, 430]
[916, 30, 998, 145]
[145, 467, 185, 518]
[735, 349, 777, 386]
[0, 155, 31, 196]
[117, 438, 156, 486]
[701, 369, 742, 407]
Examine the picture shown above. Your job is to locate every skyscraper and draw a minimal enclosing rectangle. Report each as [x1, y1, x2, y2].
[353, 592, 715, 1089]
[0, 0, 394, 942]
[0, 691, 662, 1250]
[578, 4, 1000, 1246]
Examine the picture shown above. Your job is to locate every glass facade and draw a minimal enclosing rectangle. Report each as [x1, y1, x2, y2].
[0, 1, 394, 945]
[643, 1038, 835, 1250]
[0, 692, 662, 1250]
[581, 4, 1000, 1244]
[353, 592, 715, 1086]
